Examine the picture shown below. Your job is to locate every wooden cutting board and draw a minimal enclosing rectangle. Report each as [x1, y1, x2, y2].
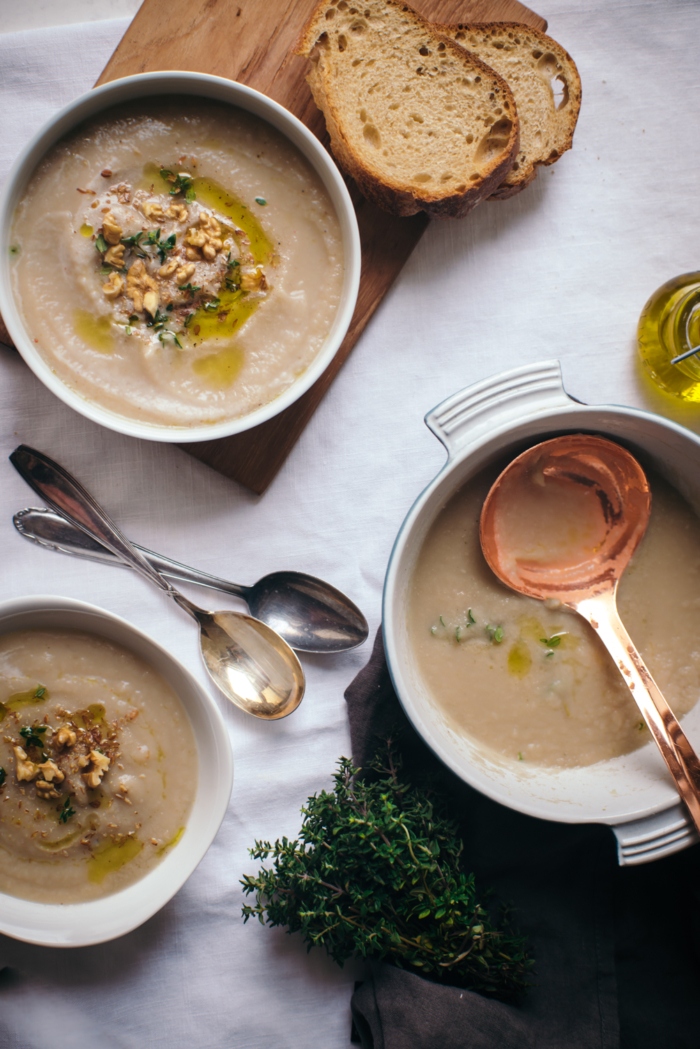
[6, 0, 547, 492]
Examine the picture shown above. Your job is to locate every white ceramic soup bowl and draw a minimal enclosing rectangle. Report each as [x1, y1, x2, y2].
[0, 595, 233, 946]
[383, 360, 700, 866]
[0, 70, 361, 442]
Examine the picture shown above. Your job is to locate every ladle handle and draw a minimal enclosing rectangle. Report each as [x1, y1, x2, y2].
[9, 445, 197, 619]
[577, 591, 700, 834]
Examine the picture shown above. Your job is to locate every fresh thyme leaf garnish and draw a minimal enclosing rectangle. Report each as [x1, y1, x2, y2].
[203, 297, 221, 312]
[467, 608, 476, 624]
[178, 282, 201, 298]
[34, 686, 46, 699]
[160, 169, 196, 200]
[120, 231, 148, 258]
[540, 635, 562, 648]
[254, 197, 267, 206]
[20, 724, 48, 757]
[486, 624, 504, 644]
[0, 767, 5, 788]
[158, 330, 182, 349]
[58, 796, 76, 824]
[241, 743, 532, 998]
[94, 233, 109, 254]
[128, 313, 139, 324]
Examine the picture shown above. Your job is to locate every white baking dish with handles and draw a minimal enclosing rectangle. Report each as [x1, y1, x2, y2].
[383, 360, 700, 866]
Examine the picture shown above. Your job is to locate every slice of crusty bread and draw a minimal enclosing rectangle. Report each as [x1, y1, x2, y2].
[296, 0, 519, 218]
[437, 22, 581, 199]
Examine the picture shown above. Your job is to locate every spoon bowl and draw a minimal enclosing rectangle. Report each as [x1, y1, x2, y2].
[480, 434, 700, 833]
[13, 507, 368, 654]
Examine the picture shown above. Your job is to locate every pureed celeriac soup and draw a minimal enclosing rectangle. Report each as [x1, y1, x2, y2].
[408, 466, 700, 768]
[0, 630, 197, 903]
[9, 98, 344, 427]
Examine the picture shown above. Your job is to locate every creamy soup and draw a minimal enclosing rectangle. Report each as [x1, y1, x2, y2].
[0, 630, 197, 903]
[10, 98, 344, 427]
[408, 467, 700, 768]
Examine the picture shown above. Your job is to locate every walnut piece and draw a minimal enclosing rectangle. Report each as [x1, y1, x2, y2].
[102, 212, 123, 245]
[38, 759, 65, 784]
[158, 257, 178, 278]
[175, 262, 196, 284]
[55, 725, 77, 749]
[82, 749, 111, 789]
[126, 259, 158, 313]
[103, 272, 124, 300]
[36, 780, 61, 800]
[104, 244, 125, 268]
[184, 213, 224, 262]
[13, 745, 38, 782]
[142, 200, 166, 222]
[167, 204, 189, 223]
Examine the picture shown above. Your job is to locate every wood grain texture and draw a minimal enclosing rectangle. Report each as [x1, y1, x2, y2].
[10, 0, 546, 493]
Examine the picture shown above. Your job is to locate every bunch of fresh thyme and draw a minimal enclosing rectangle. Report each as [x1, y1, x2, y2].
[241, 747, 532, 998]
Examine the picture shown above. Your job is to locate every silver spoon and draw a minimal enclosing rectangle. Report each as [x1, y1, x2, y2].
[10, 445, 305, 721]
[13, 507, 368, 654]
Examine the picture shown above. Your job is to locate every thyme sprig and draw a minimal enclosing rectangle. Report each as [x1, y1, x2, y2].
[242, 747, 532, 998]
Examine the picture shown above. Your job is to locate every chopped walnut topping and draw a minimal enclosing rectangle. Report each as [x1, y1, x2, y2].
[103, 272, 124, 300]
[184, 213, 224, 262]
[175, 262, 196, 284]
[126, 259, 158, 313]
[158, 257, 178, 278]
[114, 182, 131, 204]
[142, 200, 166, 222]
[240, 266, 267, 292]
[104, 243, 125, 268]
[102, 212, 123, 245]
[143, 290, 159, 317]
[55, 725, 77, 749]
[38, 760, 65, 784]
[14, 746, 39, 782]
[36, 780, 61, 800]
[81, 749, 111, 789]
[167, 204, 189, 223]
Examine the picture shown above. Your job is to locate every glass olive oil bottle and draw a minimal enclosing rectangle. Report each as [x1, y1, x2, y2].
[638, 272, 700, 401]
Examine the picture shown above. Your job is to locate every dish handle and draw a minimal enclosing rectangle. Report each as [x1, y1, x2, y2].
[425, 359, 574, 460]
[612, 804, 698, 865]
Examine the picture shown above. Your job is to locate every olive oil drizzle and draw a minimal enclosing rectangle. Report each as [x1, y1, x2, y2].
[0, 685, 49, 722]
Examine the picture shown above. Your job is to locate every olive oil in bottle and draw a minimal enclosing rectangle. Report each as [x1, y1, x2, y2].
[637, 272, 700, 401]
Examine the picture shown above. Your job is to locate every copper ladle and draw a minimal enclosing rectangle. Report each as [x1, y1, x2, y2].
[480, 434, 700, 833]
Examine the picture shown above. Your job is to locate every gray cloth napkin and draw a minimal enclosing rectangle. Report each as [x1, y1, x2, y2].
[345, 629, 700, 1049]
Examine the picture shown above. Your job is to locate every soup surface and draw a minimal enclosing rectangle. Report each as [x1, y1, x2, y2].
[0, 630, 197, 903]
[10, 98, 344, 427]
[408, 467, 700, 768]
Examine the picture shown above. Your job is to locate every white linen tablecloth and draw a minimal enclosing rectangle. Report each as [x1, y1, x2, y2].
[1, 3, 699, 1045]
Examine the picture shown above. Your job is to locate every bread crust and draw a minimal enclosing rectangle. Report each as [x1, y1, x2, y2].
[297, 0, 519, 218]
[437, 22, 581, 199]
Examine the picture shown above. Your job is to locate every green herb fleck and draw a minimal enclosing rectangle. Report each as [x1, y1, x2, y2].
[95, 233, 109, 254]
[486, 624, 504, 644]
[20, 724, 48, 756]
[203, 297, 221, 313]
[121, 232, 147, 258]
[439, 616, 446, 628]
[179, 282, 201, 298]
[34, 686, 46, 699]
[160, 169, 196, 200]
[467, 608, 476, 625]
[158, 330, 182, 349]
[255, 197, 267, 206]
[638, 721, 646, 731]
[540, 635, 562, 649]
[58, 796, 76, 824]
[0, 767, 5, 787]
[9, 244, 20, 256]
[430, 626, 437, 636]
[241, 743, 532, 998]
[518, 752, 523, 761]
[455, 625, 462, 642]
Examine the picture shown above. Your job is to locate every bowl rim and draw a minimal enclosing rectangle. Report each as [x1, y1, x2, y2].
[382, 379, 700, 829]
[0, 594, 233, 947]
[0, 69, 361, 443]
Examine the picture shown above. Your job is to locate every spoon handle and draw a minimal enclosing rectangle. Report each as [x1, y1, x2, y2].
[577, 591, 700, 833]
[13, 507, 249, 600]
[9, 446, 197, 618]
